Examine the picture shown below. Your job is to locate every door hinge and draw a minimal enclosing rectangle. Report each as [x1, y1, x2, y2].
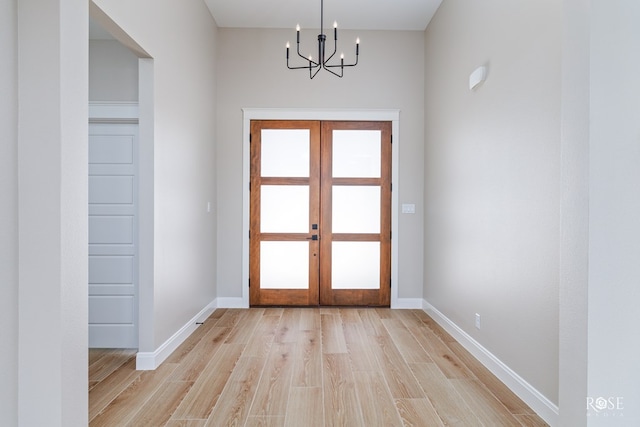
[248, 279, 250, 288]
[390, 279, 392, 289]
[250, 133, 252, 143]
[391, 134, 393, 144]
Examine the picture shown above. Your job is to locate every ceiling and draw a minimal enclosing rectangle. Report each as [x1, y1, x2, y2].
[89, 0, 443, 41]
[204, 0, 443, 31]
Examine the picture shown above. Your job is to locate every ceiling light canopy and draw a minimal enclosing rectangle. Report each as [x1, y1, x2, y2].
[286, 0, 359, 79]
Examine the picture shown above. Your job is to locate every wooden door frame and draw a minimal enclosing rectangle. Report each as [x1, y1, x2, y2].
[241, 109, 400, 308]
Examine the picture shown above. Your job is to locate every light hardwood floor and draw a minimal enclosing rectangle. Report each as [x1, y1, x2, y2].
[89, 308, 549, 426]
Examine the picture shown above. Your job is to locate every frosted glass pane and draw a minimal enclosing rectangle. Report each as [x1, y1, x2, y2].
[261, 129, 310, 177]
[332, 130, 381, 178]
[261, 242, 309, 289]
[332, 242, 380, 289]
[261, 185, 309, 232]
[332, 186, 380, 233]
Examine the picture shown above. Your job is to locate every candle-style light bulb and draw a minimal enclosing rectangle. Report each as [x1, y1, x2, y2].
[286, 42, 290, 59]
[296, 24, 300, 32]
[333, 21, 338, 28]
[296, 24, 300, 43]
[333, 21, 338, 39]
[356, 37, 360, 55]
[286, 42, 290, 49]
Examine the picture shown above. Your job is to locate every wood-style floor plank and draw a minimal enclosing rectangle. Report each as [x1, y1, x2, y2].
[291, 329, 322, 387]
[165, 317, 221, 365]
[381, 318, 433, 364]
[169, 327, 232, 382]
[244, 314, 280, 359]
[394, 398, 445, 427]
[409, 362, 481, 426]
[284, 387, 323, 427]
[343, 321, 380, 371]
[224, 308, 264, 344]
[274, 309, 300, 344]
[89, 357, 141, 421]
[450, 378, 522, 426]
[515, 413, 551, 427]
[372, 334, 425, 399]
[244, 416, 284, 427]
[321, 312, 348, 354]
[353, 370, 404, 426]
[448, 341, 535, 415]
[249, 342, 295, 417]
[90, 362, 179, 427]
[127, 380, 193, 427]
[165, 420, 207, 427]
[409, 322, 475, 379]
[171, 343, 244, 420]
[322, 353, 364, 426]
[88, 348, 136, 383]
[88, 308, 547, 426]
[205, 356, 265, 426]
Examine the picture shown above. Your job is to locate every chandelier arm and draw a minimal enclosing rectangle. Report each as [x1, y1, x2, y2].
[288, 62, 319, 70]
[324, 27, 338, 65]
[310, 63, 322, 79]
[297, 40, 320, 67]
[325, 45, 359, 68]
[322, 63, 343, 78]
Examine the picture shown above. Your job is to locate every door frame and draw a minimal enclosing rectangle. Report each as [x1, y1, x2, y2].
[241, 109, 400, 308]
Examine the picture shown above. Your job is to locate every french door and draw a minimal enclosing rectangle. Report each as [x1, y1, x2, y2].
[249, 120, 391, 306]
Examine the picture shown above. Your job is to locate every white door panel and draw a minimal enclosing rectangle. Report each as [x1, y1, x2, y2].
[89, 256, 134, 283]
[89, 134, 134, 164]
[89, 123, 138, 348]
[89, 296, 135, 323]
[89, 216, 135, 244]
[89, 176, 134, 204]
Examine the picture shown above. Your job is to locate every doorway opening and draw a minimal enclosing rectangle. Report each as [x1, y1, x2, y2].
[249, 119, 392, 306]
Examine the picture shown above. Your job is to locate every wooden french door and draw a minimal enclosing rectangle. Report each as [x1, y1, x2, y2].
[250, 120, 391, 306]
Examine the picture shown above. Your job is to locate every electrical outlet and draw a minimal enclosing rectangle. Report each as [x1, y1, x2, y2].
[475, 313, 481, 329]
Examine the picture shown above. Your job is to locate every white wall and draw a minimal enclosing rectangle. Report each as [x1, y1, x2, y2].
[423, 0, 561, 409]
[587, 1, 640, 425]
[216, 28, 425, 301]
[0, 0, 18, 425]
[92, 0, 219, 351]
[15, 0, 88, 425]
[89, 39, 139, 102]
[558, 0, 589, 424]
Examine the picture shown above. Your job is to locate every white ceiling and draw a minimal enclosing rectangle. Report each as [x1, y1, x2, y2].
[204, 0, 443, 31]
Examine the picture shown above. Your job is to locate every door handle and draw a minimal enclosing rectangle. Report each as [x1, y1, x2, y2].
[307, 235, 318, 241]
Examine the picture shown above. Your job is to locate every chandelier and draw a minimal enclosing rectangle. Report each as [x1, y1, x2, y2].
[286, 0, 360, 79]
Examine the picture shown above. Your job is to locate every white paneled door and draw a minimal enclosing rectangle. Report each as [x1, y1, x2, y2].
[89, 123, 138, 348]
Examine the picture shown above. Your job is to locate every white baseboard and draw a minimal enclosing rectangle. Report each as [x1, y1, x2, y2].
[422, 299, 559, 426]
[391, 297, 424, 309]
[136, 299, 217, 370]
[216, 297, 248, 308]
